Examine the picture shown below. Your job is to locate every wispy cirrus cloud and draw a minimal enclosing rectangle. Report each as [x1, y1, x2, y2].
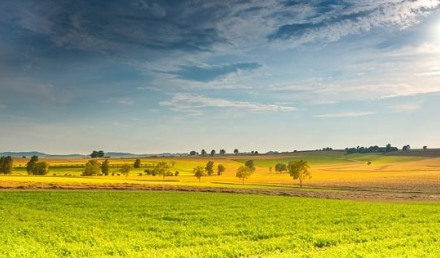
[315, 112, 376, 118]
[389, 103, 422, 112]
[268, 0, 440, 47]
[159, 93, 296, 115]
[156, 62, 262, 82]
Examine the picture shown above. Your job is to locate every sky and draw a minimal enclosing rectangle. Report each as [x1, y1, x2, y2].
[1, 0, 440, 154]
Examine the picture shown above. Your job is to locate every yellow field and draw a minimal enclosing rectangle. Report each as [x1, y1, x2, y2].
[2, 152, 440, 193]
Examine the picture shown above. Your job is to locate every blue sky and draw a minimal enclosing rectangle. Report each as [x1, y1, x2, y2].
[1, 0, 440, 154]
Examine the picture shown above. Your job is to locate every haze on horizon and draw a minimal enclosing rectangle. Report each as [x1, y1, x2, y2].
[1, 0, 440, 155]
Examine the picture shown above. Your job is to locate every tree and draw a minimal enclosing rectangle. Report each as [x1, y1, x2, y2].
[189, 150, 197, 156]
[220, 149, 226, 155]
[236, 166, 253, 184]
[210, 149, 216, 156]
[0, 156, 13, 174]
[206, 161, 215, 176]
[32, 162, 49, 175]
[423, 146, 428, 150]
[26, 155, 39, 175]
[194, 166, 206, 182]
[201, 149, 207, 156]
[153, 162, 170, 179]
[234, 149, 239, 155]
[90, 150, 104, 158]
[90, 151, 99, 158]
[402, 145, 411, 151]
[120, 164, 132, 177]
[134, 159, 141, 168]
[217, 164, 226, 175]
[101, 159, 110, 175]
[275, 163, 287, 173]
[288, 160, 311, 187]
[245, 160, 255, 172]
[83, 160, 101, 176]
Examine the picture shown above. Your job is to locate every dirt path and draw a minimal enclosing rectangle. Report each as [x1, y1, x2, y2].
[1, 181, 440, 202]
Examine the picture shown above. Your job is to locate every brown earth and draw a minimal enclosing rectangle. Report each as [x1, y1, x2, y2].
[1, 180, 440, 202]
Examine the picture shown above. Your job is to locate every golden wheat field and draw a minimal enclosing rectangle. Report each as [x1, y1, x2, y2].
[2, 151, 440, 197]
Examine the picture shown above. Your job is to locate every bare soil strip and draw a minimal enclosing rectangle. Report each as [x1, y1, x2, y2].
[1, 182, 439, 202]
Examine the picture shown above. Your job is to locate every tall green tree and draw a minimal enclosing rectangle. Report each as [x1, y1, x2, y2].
[234, 149, 239, 155]
[26, 155, 39, 174]
[101, 159, 110, 175]
[210, 149, 216, 156]
[275, 163, 287, 173]
[217, 164, 225, 175]
[134, 159, 141, 168]
[245, 160, 255, 172]
[201, 149, 207, 156]
[205, 161, 215, 176]
[90, 151, 99, 158]
[236, 166, 252, 184]
[153, 162, 170, 179]
[32, 162, 49, 175]
[0, 156, 13, 174]
[120, 164, 132, 177]
[83, 160, 101, 176]
[220, 149, 226, 155]
[288, 160, 311, 187]
[193, 166, 206, 182]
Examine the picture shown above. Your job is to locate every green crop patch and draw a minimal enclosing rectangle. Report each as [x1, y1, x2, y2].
[0, 191, 439, 257]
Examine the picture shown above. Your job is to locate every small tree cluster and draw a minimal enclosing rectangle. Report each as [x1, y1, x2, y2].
[153, 162, 171, 179]
[25, 155, 50, 175]
[402, 145, 411, 151]
[0, 156, 13, 174]
[90, 150, 105, 158]
[275, 163, 287, 173]
[120, 164, 132, 177]
[83, 160, 101, 176]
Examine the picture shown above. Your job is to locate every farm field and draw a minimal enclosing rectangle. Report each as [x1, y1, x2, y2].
[2, 151, 440, 198]
[1, 191, 439, 258]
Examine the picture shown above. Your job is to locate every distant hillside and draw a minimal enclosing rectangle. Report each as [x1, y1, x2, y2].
[0, 152, 86, 158]
[0, 151, 189, 158]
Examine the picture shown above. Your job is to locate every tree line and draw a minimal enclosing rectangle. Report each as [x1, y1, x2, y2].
[345, 144, 399, 154]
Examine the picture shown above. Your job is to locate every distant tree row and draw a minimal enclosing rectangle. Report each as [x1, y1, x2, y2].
[189, 149, 227, 156]
[345, 144, 398, 154]
[0, 156, 13, 174]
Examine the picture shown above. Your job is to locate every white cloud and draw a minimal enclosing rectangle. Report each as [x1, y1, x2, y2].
[104, 98, 134, 105]
[389, 103, 422, 112]
[159, 93, 296, 115]
[315, 112, 376, 118]
[0, 104, 6, 109]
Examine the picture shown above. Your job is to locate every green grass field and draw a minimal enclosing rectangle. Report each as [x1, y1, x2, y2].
[1, 191, 439, 257]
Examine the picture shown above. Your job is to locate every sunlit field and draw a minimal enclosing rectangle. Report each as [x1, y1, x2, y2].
[2, 151, 440, 193]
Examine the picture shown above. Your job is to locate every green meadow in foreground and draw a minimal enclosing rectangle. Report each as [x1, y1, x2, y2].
[1, 192, 439, 257]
